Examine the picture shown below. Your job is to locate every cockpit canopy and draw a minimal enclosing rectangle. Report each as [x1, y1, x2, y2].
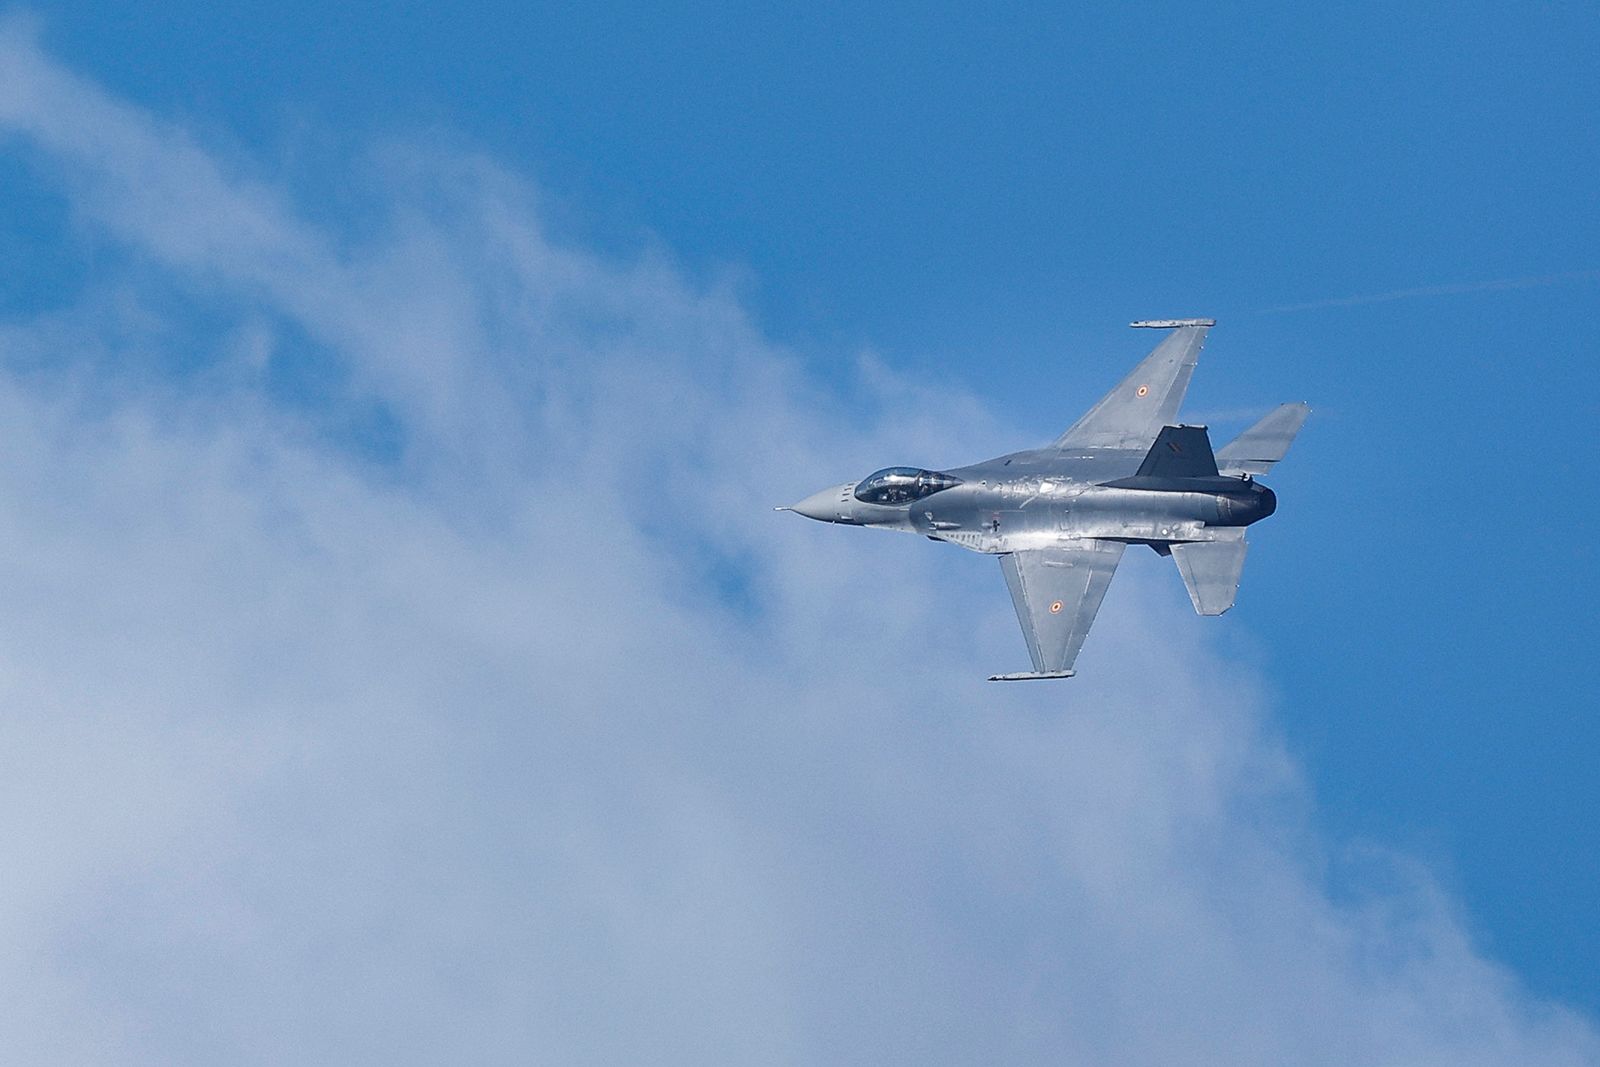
[853, 467, 963, 505]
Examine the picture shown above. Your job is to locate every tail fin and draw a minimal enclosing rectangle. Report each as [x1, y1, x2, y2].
[1216, 403, 1309, 476]
[1171, 531, 1247, 615]
[1135, 425, 1219, 479]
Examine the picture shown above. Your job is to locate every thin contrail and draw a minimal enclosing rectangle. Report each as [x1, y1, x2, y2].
[1260, 269, 1600, 314]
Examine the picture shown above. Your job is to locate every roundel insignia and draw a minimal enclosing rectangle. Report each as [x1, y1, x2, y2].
[1135, 384, 1149, 397]
[1049, 601, 1064, 614]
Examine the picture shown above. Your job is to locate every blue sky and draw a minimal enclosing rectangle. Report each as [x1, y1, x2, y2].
[1, 3, 1597, 1060]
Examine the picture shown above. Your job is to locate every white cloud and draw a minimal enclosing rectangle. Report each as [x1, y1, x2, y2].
[0, 19, 1595, 1065]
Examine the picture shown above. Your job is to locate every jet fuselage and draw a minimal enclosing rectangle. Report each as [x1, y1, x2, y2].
[789, 447, 1276, 555]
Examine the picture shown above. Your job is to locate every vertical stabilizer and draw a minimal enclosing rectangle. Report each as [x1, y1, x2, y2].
[1135, 425, 1219, 479]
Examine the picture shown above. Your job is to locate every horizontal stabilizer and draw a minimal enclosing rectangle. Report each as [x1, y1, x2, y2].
[1135, 425, 1219, 479]
[1170, 533, 1248, 615]
[1216, 403, 1310, 476]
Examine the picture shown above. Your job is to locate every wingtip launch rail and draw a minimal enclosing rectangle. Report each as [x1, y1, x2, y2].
[988, 671, 1077, 682]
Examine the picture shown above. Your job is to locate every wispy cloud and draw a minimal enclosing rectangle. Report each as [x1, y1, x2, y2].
[1261, 269, 1600, 313]
[0, 20, 1595, 1065]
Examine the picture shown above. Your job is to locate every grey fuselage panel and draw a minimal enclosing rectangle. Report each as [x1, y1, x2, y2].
[789, 443, 1276, 555]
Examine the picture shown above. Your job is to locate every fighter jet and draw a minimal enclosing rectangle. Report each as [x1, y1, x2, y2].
[782, 320, 1308, 680]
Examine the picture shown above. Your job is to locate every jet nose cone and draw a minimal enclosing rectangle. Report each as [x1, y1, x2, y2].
[788, 483, 854, 522]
